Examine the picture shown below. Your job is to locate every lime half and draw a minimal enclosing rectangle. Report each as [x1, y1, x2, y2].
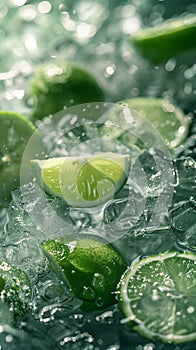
[31, 152, 131, 208]
[118, 251, 196, 344]
[27, 61, 105, 119]
[119, 98, 190, 150]
[133, 15, 196, 63]
[0, 111, 35, 207]
[42, 236, 127, 311]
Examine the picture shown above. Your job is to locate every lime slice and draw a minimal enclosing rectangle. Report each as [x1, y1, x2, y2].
[118, 251, 196, 344]
[132, 15, 196, 63]
[42, 236, 127, 311]
[27, 61, 105, 119]
[0, 260, 31, 320]
[0, 111, 35, 207]
[119, 98, 190, 150]
[31, 152, 131, 208]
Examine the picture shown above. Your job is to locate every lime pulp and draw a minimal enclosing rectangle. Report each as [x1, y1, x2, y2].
[118, 251, 196, 344]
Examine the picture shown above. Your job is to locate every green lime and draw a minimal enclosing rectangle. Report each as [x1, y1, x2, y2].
[0, 111, 36, 207]
[132, 15, 196, 63]
[31, 152, 131, 208]
[42, 236, 127, 311]
[0, 260, 31, 320]
[27, 61, 105, 119]
[119, 98, 190, 150]
[118, 251, 196, 344]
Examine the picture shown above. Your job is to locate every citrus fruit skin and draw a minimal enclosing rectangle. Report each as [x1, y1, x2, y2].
[118, 251, 196, 344]
[0, 111, 36, 207]
[31, 153, 131, 208]
[42, 236, 127, 312]
[133, 15, 196, 63]
[119, 98, 190, 150]
[27, 61, 105, 119]
[0, 260, 31, 321]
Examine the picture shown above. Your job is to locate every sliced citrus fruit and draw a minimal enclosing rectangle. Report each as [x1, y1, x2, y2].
[31, 152, 131, 208]
[27, 61, 105, 119]
[42, 236, 127, 311]
[119, 98, 191, 150]
[0, 111, 35, 207]
[118, 251, 196, 344]
[0, 260, 31, 320]
[132, 15, 196, 63]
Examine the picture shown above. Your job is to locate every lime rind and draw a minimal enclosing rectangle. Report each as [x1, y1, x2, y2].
[118, 251, 196, 344]
[135, 16, 196, 40]
[31, 153, 131, 208]
[31, 157, 66, 197]
[133, 15, 196, 63]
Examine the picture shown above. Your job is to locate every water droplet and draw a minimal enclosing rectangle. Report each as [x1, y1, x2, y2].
[81, 286, 95, 300]
[187, 306, 195, 314]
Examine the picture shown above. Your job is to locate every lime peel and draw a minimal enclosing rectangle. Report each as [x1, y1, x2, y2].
[133, 15, 196, 63]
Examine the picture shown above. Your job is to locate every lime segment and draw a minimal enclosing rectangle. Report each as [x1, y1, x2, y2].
[27, 61, 105, 119]
[132, 15, 196, 63]
[31, 152, 131, 208]
[118, 251, 196, 344]
[42, 236, 127, 311]
[119, 98, 190, 150]
[0, 111, 35, 207]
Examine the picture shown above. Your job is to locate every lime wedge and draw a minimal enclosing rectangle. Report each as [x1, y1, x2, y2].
[119, 98, 190, 150]
[42, 236, 127, 311]
[27, 61, 105, 119]
[31, 152, 131, 208]
[132, 15, 196, 63]
[118, 251, 196, 344]
[0, 111, 35, 207]
[0, 260, 31, 320]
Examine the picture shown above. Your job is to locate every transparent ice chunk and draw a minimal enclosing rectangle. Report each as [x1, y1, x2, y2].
[169, 197, 196, 249]
[172, 157, 196, 204]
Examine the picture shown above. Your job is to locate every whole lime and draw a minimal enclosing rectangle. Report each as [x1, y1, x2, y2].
[27, 61, 105, 119]
[42, 236, 127, 311]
